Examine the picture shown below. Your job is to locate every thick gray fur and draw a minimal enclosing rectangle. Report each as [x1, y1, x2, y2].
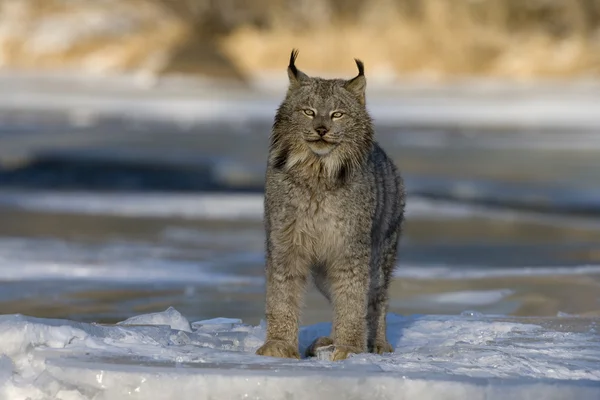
[255, 49, 405, 361]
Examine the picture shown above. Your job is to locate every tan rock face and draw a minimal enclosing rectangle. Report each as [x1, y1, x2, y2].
[0, 0, 183, 74]
[0, 0, 599, 80]
[0, 0, 221, 79]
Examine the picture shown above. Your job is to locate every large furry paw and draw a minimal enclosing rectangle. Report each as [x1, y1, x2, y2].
[305, 336, 335, 358]
[371, 341, 394, 354]
[331, 345, 362, 361]
[255, 340, 300, 359]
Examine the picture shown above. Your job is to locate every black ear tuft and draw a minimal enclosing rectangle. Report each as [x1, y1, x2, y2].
[289, 49, 300, 78]
[287, 48, 308, 88]
[345, 58, 367, 105]
[354, 59, 364, 76]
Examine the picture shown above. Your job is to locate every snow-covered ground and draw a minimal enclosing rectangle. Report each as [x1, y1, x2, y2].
[2, 190, 600, 228]
[1, 307, 599, 400]
[0, 190, 598, 399]
[1, 72, 600, 130]
[1, 73, 600, 399]
[1, 233, 600, 286]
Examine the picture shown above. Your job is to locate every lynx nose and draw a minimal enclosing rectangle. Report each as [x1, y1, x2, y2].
[315, 126, 329, 137]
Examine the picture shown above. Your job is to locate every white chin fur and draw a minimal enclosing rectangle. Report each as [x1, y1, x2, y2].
[308, 143, 335, 156]
[310, 147, 334, 156]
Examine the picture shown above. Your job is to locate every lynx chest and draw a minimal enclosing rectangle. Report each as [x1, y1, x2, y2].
[286, 189, 347, 261]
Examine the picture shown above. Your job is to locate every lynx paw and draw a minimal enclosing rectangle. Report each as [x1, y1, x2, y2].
[371, 341, 394, 354]
[331, 345, 362, 361]
[305, 336, 335, 358]
[255, 340, 300, 359]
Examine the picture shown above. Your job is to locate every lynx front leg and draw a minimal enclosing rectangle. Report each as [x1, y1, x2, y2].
[256, 248, 310, 359]
[329, 254, 370, 361]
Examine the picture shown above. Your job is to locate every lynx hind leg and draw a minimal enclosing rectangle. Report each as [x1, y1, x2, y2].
[328, 254, 370, 361]
[367, 238, 398, 354]
[304, 336, 334, 358]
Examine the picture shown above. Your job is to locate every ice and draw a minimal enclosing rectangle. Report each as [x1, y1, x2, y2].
[0, 237, 263, 285]
[194, 317, 243, 325]
[412, 289, 514, 306]
[118, 307, 192, 333]
[2, 235, 600, 294]
[0, 308, 598, 399]
[394, 264, 600, 280]
[1, 191, 598, 232]
[192, 318, 244, 332]
[1, 72, 600, 130]
[0, 191, 265, 221]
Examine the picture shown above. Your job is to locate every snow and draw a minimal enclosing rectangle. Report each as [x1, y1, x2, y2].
[118, 308, 192, 333]
[415, 289, 514, 306]
[0, 236, 263, 287]
[394, 264, 600, 280]
[0, 192, 265, 221]
[1, 72, 600, 130]
[1, 235, 600, 286]
[0, 258, 260, 285]
[0, 254, 260, 285]
[1, 61, 599, 400]
[1, 191, 598, 231]
[0, 307, 598, 399]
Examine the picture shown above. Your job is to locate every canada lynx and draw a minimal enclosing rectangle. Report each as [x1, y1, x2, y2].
[256, 50, 405, 361]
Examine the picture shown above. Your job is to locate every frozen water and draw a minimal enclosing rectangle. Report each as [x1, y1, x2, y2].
[1, 232, 600, 292]
[394, 264, 600, 280]
[3, 235, 599, 287]
[118, 307, 192, 333]
[1, 72, 600, 130]
[412, 289, 514, 306]
[1, 191, 598, 231]
[0, 191, 265, 221]
[0, 237, 262, 285]
[0, 308, 598, 400]
[0, 74, 599, 398]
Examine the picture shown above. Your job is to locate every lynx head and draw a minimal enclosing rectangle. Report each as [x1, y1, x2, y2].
[270, 49, 374, 182]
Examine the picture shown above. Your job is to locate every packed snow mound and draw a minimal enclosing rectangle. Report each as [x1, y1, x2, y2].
[0, 307, 599, 400]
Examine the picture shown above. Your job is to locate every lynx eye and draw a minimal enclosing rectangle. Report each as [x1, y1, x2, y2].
[303, 109, 315, 117]
[331, 111, 344, 119]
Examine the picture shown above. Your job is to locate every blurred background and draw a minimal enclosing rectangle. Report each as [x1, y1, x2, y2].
[0, 0, 599, 325]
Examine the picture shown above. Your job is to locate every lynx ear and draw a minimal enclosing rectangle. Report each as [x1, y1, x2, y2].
[345, 59, 366, 105]
[288, 49, 308, 88]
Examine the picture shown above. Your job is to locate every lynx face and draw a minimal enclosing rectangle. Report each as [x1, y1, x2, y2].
[270, 50, 374, 180]
[290, 82, 364, 156]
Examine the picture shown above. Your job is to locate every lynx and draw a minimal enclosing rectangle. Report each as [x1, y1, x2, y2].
[256, 50, 405, 361]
